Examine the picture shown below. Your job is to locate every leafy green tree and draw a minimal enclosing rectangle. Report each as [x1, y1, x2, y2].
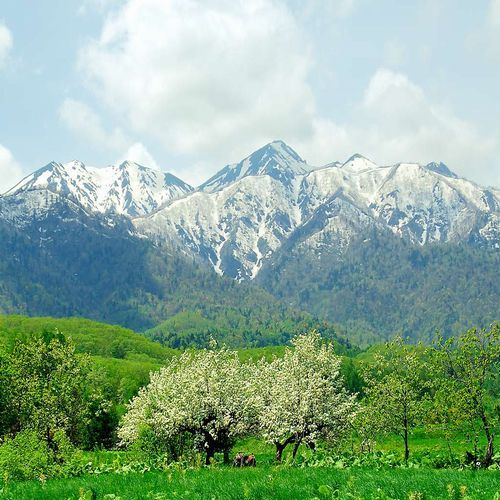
[362, 337, 430, 463]
[1, 330, 109, 448]
[256, 331, 357, 462]
[0, 346, 16, 436]
[430, 324, 499, 466]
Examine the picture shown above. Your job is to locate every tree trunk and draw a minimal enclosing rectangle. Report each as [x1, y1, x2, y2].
[223, 448, 230, 465]
[205, 446, 215, 465]
[275, 442, 285, 462]
[480, 412, 494, 466]
[292, 439, 301, 460]
[403, 418, 409, 464]
[275, 436, 296, 462]
[205, 436, 216, 466]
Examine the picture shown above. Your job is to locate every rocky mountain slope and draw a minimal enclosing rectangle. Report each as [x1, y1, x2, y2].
[135, 141, 499, 280]
[0, 141, 498, 343]
[1, 160, 192, 224]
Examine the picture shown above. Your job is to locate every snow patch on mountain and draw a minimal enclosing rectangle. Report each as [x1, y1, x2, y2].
[1, 160, 193, 220]
[1, 141, 498, 279]
[135, 143, 499, 279]
[199, 140, 309, 193]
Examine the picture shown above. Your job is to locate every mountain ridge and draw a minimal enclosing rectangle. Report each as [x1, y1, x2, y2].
[2, 159, 193, 219]
[1, 141, 498, 282]
[199, 140, 309, 193]
[0, 140, 498, 344]
[133, 144, 499, 280]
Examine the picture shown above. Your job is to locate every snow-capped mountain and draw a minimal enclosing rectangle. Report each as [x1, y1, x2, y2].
[1, 141, 498, 281]
[199, 140, 309, 193]
[0, 160, 193, 224]
[135, 143, 499, 280]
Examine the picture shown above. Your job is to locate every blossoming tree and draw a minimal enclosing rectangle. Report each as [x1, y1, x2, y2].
[118, 346, 257, 464]
[256, 331, 358, 461]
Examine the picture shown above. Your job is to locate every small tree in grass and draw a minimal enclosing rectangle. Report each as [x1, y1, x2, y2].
[2, 329, 105, 448]
[362, 337, 429, 463]
[118, 345, 257, 465]
[430, 324, 499, 466]
[256, 331, 357, 462]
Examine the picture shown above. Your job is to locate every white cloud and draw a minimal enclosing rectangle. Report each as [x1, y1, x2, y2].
[59, 98, 164, 172]
[77, 0, 120, 15]
[78, 0, 316, 165]
[119, 142, 160, 170]
[59, 98, 128, 151]
[490, 0, 500, 27]
[299, 69, 499, 187]
[359, 69, 498, 184]
[0, 144, 24, 193]
[467, 0, 500, 59]
[76, 1, 499, 187]
[0, 21, 13, 68]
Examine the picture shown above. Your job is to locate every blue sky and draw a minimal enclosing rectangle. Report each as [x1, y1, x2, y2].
[1, 0, 499, 190]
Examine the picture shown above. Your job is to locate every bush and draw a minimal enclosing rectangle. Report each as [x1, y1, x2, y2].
[0, 429, 82, 481]
[129, 425, 196, 466]
[0, 430, 51, 481]
[298, 446, 469, 470]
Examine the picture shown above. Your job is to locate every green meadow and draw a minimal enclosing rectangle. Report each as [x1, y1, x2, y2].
[0, 316, 498, 499]
[3, 467, 498, 500]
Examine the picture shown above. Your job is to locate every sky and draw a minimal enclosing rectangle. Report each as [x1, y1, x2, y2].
[1, 0, 500, 191]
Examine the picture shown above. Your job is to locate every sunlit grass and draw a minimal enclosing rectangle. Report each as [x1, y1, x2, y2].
[3, 467, 498, 499]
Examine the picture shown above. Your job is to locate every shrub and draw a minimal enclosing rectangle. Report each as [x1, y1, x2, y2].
[0, 430, 51, 481]
[128, 425, 196, 466]
[0, 429, 82, 481]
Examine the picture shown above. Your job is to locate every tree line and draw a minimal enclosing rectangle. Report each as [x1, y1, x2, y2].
[120, 326, 498, 466]
[0, 324, 497, 473]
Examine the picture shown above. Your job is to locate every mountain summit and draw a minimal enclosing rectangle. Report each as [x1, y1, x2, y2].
[1, 142, 498, 281]
[133, 142, 499, 280]
[2, 160, 192, 220]
[199, 140, 309, 193]
[0, 141, 498, 343]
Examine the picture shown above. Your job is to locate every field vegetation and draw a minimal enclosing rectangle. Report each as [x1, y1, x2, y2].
[0, 315, 498, 498]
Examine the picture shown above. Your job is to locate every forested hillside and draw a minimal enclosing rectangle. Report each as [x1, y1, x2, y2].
[259, 231, 500, 346]
[0, 201, 498, 347]
[0, 315, 178, 448]
[143, 310, 355, 353]
[0, 216, 308, 333]
[0, 315, 176, 362]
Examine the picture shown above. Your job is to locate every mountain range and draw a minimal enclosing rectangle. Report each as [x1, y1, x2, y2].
[0, 141, 498, 345]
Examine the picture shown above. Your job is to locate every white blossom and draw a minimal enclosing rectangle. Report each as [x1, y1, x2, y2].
[118, 346, 258, 463]
[256, 331, 358, 460]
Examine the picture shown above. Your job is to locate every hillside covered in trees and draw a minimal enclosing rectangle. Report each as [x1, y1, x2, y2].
[259, 232, 500, 346]
[0, 212, 498, 347]
[0, 217, 310, 335]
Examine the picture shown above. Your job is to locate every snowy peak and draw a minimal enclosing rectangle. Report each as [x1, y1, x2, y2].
[135, 146, 499, 281]
[2, 142, 498, 282]
[2, 160, 193, 217]
[3, 160, 97, 204]
[341, 154, 378, 172]
[199, 140, 309, 193]
[425, 161, 458, 178]
[89, 161, 193, 217]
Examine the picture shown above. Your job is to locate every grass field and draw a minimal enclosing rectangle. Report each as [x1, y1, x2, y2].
[2, 433, 499, 500]
[2, 466, 498, 499]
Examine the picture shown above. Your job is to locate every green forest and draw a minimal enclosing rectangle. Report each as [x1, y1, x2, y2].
[259, 231, 500, 346]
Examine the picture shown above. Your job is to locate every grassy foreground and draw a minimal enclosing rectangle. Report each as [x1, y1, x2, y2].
[2, 467, 499, 500]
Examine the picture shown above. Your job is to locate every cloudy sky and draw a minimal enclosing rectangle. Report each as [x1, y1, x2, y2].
[1, 0, 500, 190]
